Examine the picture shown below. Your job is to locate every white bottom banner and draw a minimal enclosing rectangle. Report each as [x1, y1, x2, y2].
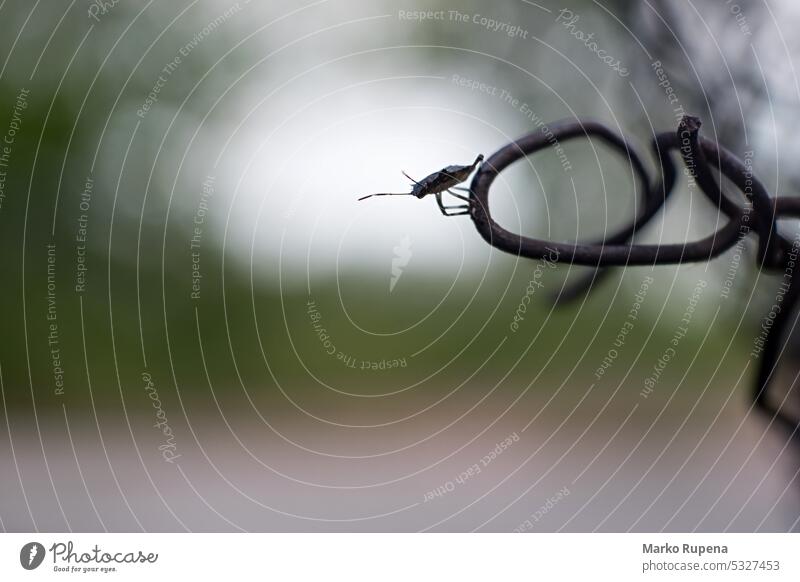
[1, 533, 797, 580]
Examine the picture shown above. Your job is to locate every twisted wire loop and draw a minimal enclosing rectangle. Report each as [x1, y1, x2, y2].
[468, 115, 800, 438]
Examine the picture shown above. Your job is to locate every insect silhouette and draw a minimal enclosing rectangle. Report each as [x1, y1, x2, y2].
[358, 154, 484, 216]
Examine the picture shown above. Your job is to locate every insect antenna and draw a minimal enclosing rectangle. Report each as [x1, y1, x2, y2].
[402, 171, 423, 187]
[358, 192, 414, 201]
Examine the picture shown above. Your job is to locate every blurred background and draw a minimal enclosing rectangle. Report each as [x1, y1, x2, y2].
[0, 0, 799, 532]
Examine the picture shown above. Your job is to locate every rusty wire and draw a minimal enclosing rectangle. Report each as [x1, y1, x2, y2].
[468, 115, 799, 439]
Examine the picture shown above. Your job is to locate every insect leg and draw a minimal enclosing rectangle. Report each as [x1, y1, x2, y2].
[435, 192, 470, 216]
[446, 188, 472, 203]
[434, 192, 450, 215]
[441, 206, 471, 215]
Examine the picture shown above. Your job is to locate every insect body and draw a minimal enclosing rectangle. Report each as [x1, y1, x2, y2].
[358, 154, 484, 216]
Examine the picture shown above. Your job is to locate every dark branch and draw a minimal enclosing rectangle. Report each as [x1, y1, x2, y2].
[468, 115, 799, 439]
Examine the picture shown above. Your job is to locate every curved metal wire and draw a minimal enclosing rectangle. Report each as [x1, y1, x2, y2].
[468, 115, 799, 439]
